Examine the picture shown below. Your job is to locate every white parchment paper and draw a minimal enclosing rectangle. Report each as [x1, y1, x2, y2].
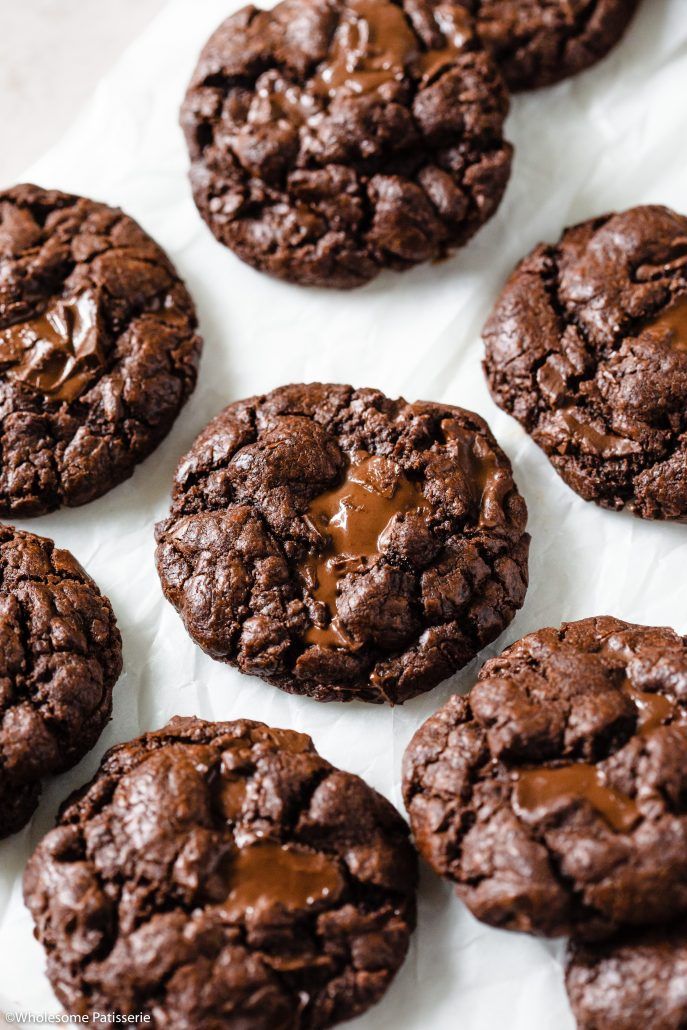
[1, 1, 686, 1025]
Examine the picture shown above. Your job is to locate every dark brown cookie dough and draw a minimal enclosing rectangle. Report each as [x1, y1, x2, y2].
[180, 0, 512, 288]
[0, 184, 202, 516]
[403, 616, 687, 940]
[24, 715, 417, 1028]
[154, 383, 529, 704]
[483, 205, 687, 521]
[0, 526, 121, 838]
[455, 0, 640, 92]
[566, 925, 687, 1030]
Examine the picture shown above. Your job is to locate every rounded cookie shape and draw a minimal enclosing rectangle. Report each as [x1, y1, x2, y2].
[456, 0, 640, 92]
[154, 383, 529, 703]
[566, 926, 687, 1030]
[0, 184, 202, 515]
[403, 616, 687, 939]
[483, 205, 687, 520]
[0, 526, 122, 837]
[24, 715, 417, 1027]
[180, 0, 512, 288]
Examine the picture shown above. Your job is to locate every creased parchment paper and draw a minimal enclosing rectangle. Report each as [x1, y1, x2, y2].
[1, 1, 686, 1025]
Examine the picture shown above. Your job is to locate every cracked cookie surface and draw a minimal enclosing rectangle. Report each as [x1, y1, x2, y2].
[455, 0, 640, 91]
[0, 184, 202, 515]
[180, 0, 512, 288]
[403, 616, 687, 939]
[24, 715, 417, 1028]
[154, 383, 529, 704]
[0, 525, 122, 837]
[566, 924, 687, 1030]
[483, 205, 687, 520]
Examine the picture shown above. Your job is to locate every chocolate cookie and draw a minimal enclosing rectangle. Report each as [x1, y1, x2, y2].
[0, 526, 121, 838]
[154, 383, 529, 704]
[403, 616, 687, 939]
[24, 715, 417, 1027]
[456, 0, 640, 92]
[566, 926, 687, 1030]
[0, 184, 202, 515]
[180, 0, 512, 288]
[483, 205, 687, 521]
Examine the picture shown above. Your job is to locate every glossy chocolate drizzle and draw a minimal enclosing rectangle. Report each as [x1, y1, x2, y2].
[0, 291, 104, 402]
[222, 841, 344, 918]
[300, 451, 429, 648]
[514, 682, 678, 833]
[313, 0, 470, 98]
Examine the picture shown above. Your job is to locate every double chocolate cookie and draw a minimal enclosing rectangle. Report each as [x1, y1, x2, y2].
[181, 0, 512, 288]
[456, 0, 640, 92]
[24, 716, 417, 1027]
[566, 926, 687, 1030]
[484, 205, 687, 520]
[403, 616, 687, 939]
[0, 526, 121, 838]
[154, 383, 529, 704]
[0, 184, 202, 515]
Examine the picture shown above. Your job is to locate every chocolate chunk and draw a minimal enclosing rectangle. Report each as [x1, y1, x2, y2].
[514, 763, 640, 834]
[0, 525, 122, 838]
[0, 184, 202, 515]
[24, 716, 417, 1027]
[643, 294, 687, 353]
[154, 383, 529, 703]
[180, 0, 512, 288]
[299, 452, 432, 648]
[0, 292, 104, 403]
[220, 841, 345, 919]
[483, 205, 687, 520]
[403, 616, 687, 939]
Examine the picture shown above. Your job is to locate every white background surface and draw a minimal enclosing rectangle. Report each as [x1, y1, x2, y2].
[0, 0, 686, 1026]
[0, 0, 165, 184]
